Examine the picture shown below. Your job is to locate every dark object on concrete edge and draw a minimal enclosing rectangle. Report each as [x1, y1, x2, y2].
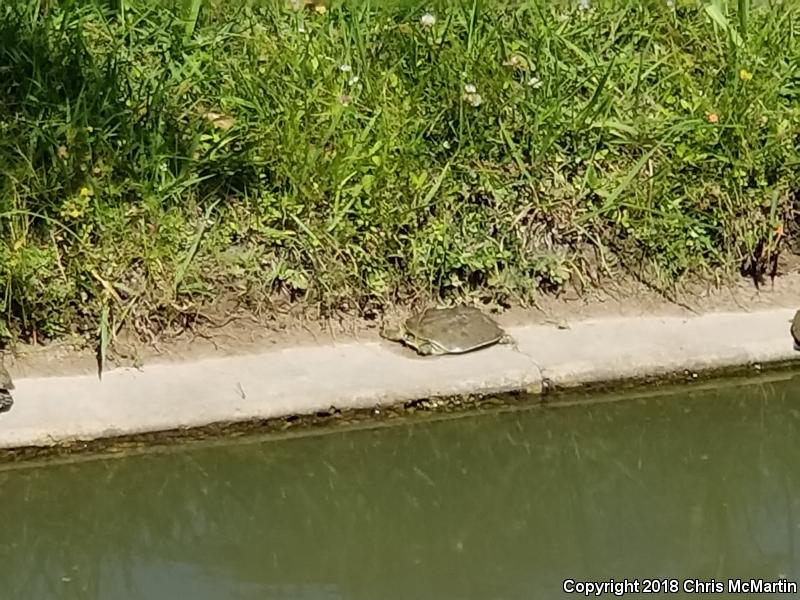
[791, 310, 800, 351]
[0, 392, 12, 414]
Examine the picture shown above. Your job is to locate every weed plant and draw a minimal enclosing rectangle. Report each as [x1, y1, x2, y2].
[0, 0, 798, 345]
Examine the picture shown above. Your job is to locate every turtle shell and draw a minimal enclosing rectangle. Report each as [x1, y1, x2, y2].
[404, 306, 509, 354]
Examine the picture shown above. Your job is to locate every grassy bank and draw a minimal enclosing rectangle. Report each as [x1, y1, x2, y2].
[1, 0, 799, 348]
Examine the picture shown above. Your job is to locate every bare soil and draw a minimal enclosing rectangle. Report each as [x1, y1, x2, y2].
[6, 270, 800, 381]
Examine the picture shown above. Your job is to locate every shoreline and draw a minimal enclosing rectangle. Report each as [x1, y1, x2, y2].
[1, 307, 798, 453]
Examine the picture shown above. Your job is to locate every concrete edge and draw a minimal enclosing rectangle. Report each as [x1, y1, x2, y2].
[0, 308, 798, 450]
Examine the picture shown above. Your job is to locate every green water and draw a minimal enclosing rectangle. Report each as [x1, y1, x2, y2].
[2, 378, 800, 599]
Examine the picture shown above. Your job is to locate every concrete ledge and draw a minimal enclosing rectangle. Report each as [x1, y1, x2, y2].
[0, 308, 798, 449]
[520, 309, 799, 387]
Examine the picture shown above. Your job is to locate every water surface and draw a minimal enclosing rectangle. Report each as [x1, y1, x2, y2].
[2, 377, 800, 599]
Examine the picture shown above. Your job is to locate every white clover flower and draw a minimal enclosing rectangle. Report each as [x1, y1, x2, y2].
[527, 76, 543, 89]
[462, 84, 482, 107]
[298, 24, 306, 33]
[465, 93, 482, 107]
[420, 12, 436, 27]
[348, 75, 360, 86]
[666, 0, 675, 6]
[579, 0, 589, 10]
[339, 63, 352, 73]
[339, 93, 352, 105]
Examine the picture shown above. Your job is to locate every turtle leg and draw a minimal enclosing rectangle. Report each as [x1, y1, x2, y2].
[416, 342, 446, 356]
[500, 334, 517, 348]
[416, 342, 434, 355]
[498, 334, 522, 354]
[498, 334, 515, 345]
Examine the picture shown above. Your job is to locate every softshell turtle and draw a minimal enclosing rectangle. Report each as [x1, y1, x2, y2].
[381, 306, 514, 356]
[0, 358, 13, 414]
[791, 310, 800, 350]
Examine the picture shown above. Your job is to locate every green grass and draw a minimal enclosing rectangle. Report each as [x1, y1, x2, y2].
[1, 0, 799, 345]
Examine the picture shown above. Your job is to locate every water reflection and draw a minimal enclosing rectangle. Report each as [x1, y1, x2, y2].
[2, 378, 800, 599]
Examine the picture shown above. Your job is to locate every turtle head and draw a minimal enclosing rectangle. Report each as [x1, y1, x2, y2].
[380, 322, 406, 342]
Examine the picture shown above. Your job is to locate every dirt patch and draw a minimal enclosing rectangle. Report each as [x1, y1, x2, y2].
[500, 270, 800, 327]
[5, 271, 800, 380]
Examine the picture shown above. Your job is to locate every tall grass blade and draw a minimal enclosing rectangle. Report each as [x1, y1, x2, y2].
[183, 0, 203, 41]
[738, 0, 750, 40]
[97, 303, 110, 380]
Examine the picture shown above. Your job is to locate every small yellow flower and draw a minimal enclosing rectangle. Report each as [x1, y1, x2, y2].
[79, 186, 94, 197]
[739, 68, 753, 81]
[61, 195, 89, 219]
